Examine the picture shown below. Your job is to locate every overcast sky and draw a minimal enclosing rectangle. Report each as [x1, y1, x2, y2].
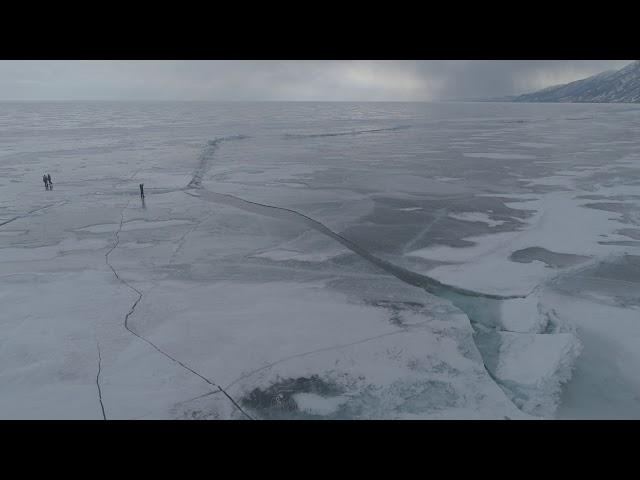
[0, 60, 632, 101]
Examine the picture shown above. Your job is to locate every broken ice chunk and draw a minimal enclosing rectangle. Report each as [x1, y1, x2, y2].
[494, 332, 582, 417]
[499, 294, 548, 333]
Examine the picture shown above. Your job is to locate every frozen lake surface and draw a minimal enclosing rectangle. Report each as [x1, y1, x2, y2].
[1, 101, 639, 419]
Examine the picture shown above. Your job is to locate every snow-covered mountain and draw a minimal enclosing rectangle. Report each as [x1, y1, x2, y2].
[514, 60, 640, 103]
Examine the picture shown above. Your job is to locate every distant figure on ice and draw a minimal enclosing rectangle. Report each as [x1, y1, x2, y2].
[139, 183, 145, 198]
[43, 174, 49, 191]
[46, 173, 53, 190]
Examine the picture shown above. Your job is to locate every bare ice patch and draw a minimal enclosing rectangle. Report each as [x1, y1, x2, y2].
[448, 212, 505, 227]
[252, 248, 342, 263]
[405, 231, 522, 263]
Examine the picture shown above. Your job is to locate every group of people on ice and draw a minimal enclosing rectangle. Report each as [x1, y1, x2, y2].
[40, 174, 146, 200]
[42, 173, 53, 190]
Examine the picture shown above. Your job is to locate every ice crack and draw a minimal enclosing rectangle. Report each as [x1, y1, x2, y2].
[95, 340, 107, 420]
[104, 201, 253, 419]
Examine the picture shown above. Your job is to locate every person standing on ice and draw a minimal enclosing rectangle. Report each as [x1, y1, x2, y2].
[139, 183, 144, 198]
[46, 173, 53, 190]
[43, 174, 49, 191]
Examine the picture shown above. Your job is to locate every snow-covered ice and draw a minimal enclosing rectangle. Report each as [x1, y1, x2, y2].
[2, 101, 640, 419]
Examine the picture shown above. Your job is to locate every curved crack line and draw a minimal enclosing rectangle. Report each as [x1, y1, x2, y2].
[112, 209, 215, 336]
[104, 201, 129, 263]
[126, 167, 143, 182]
[181, 138, 525, 301]
[181, 135, 543, 416]
[224, 314, 440, 392]
[225, 329, 413, 391]
[283, 125, 412, 139]
[184, 189, 529, 301]
[181, 135, 534, 301]
[173, 389, 222, 408]
[104, 201, 253, 420]
[127, 390, 224, 420]
[95, 340, 107, 420]
[168, 211, 215, 265]
[0, 201, 67, 228]
[567, 274, 640, 288]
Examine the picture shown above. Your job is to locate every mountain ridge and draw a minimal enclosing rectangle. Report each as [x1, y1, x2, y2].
[513, 60, 640, 103]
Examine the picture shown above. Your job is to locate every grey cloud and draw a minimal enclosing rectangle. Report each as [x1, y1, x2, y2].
[0, 60, 632, 101]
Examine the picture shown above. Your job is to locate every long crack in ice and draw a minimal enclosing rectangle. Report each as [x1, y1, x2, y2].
[181, 135, 580, 418]
[104, 199, 253, 420]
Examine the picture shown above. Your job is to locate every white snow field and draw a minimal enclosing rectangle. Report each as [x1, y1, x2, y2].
[1, 102, 639, 419]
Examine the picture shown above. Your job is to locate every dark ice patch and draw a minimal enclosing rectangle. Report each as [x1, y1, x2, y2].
[509, 247, 590, 268]
[616, 229, 640, 240]
[581, 202, 639, 225]
[365, 299, 427, 326]
[552, 255, 640, 308]
[577, 194, 640, 202]
[241, 375, 344, 420]
[582, 202, 636, 214]
[340, 195, 533, 255]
